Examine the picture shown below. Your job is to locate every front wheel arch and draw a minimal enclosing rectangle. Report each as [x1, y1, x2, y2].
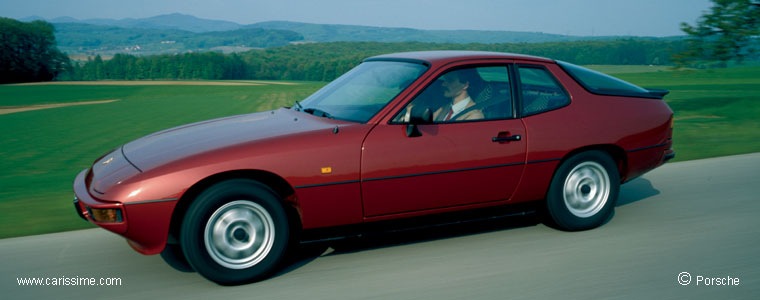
[167, 170, 300, 247]
[180, 178, 292, 285]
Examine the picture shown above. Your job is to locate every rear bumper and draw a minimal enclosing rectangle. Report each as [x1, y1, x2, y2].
[663, 138, 675, 163]
[623, 138, 674, 183]
[73, 169, 177, 255]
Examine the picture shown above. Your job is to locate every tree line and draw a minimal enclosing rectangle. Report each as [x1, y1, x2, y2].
[0, 18, 69, 83]
[61, 40, 686, 82]
[59, 52, 248, 80]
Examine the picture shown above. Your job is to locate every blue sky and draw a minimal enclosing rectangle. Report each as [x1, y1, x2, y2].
[1, 0, 713, 36]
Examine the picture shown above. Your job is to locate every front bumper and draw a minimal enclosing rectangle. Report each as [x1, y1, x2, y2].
[73, 197, 87, 221]
[73, 169, 128, 234]
[73, 169, 177, 255]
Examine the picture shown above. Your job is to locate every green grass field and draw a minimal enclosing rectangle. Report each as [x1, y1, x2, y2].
[584, 65, 677, 74]
[1, 66, 759, 239]
[615, 66, 760, 161]
[0, 82, 323, 238]
[0, 85, 137, 106]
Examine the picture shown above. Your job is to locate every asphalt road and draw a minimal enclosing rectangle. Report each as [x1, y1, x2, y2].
[2, 153, 759, 299]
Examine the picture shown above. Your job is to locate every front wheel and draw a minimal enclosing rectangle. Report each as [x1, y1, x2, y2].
[159, 243, 194, 273]
[180, 179, 290, 285]
[545, 151, 620, 231]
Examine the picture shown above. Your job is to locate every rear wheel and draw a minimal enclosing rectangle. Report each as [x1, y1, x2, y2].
[545, 151, 620, 231]
[180, 179, 290, 285]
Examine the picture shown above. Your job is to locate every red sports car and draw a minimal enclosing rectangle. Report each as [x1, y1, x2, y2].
[73, 51, 674, 285]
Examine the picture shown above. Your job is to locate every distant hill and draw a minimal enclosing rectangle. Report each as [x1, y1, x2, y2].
[17, 14, 685, 57]
[25, 13, 242, 32]
[53, 23, 302, 56]
[246, 21, 682, 44]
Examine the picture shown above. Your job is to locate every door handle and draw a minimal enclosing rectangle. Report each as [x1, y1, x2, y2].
[492, 135, 521, 142]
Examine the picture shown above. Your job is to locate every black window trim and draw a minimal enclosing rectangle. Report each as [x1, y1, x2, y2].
[508, 63, 522, 119]
[388, 63, 518, 125]
[515, 63, 571, 117]
[363, 57, 431, 67]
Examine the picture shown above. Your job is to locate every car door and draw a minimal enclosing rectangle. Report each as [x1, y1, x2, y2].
[360, 64, 527, 217]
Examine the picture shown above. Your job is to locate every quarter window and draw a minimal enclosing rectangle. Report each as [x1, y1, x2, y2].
[518, 66, 569, 116]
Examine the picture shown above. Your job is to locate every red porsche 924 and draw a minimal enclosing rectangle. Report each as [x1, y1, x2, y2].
[73, 51, 674, 285]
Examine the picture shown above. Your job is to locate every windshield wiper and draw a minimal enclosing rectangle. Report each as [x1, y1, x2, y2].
[303, 108, 334, 119]
[293, 100, 303, 111]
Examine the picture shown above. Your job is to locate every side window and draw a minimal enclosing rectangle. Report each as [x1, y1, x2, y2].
[393, 66, 512, 123]
[518, 66, 569, 116]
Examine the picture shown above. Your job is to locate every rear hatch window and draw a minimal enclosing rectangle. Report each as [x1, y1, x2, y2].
[557, 61, 664, 99]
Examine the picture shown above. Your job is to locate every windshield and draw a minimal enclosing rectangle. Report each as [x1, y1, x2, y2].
[296, 61, 428, 123]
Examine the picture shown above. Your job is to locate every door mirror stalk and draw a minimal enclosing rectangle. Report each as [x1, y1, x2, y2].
[406, 108, 432, 137]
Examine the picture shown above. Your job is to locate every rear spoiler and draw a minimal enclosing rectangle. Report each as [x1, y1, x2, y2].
[646, 88, 669, 99]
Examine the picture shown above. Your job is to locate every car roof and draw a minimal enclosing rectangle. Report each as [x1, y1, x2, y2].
[364, 50, 554, 66]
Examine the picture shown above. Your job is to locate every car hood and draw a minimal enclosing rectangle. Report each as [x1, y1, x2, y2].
[122, 108, 345, 171]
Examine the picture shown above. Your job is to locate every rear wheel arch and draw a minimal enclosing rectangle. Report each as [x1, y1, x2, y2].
[556, 144, 627, 183]
[544, 148, 622, 230]
[167, 170, 300, 246]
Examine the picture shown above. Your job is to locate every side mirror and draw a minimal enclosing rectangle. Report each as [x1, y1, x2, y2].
[406, 108, 432, 137]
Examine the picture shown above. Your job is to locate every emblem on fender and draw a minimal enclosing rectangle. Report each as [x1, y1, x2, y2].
[102, 157, 114, 165]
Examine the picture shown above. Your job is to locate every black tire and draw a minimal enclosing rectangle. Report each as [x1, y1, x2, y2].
[159, 244, 195, 273]
[180, 179, 290, 285]
[545, 150, 620, 231]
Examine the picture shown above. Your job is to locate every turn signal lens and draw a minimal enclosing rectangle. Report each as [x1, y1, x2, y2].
[89, 207, 123, 223]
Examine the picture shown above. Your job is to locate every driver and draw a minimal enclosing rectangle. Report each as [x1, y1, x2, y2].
[433, 69, 484, 121]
